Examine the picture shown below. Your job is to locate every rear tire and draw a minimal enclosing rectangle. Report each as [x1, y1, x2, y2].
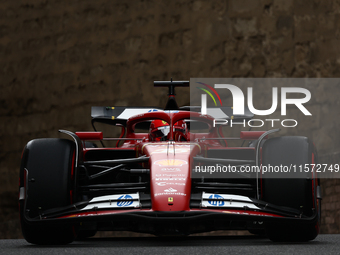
[261, 136, 320, 242]
[19, 138, 77, 245]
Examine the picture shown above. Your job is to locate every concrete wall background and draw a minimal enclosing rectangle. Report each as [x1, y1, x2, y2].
[1, 0, 340, 238]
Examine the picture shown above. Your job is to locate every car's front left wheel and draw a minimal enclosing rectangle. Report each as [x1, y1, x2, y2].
[261, 136, 321, 242]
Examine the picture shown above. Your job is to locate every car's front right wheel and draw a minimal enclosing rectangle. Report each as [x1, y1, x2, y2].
[19, 138, 77, 245]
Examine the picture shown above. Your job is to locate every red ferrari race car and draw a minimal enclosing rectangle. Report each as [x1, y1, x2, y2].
[19, 81, 321, 244]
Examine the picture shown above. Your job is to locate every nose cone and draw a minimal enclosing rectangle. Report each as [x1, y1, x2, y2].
[151, 155, 191, 211]
[142, 143, 196, 211]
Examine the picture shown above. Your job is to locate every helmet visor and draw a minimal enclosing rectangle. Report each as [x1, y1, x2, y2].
[153, 126, 170, 139]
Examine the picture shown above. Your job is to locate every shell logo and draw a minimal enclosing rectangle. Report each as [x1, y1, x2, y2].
[154, 159, 188, 166]
[151, 148, 190, 154]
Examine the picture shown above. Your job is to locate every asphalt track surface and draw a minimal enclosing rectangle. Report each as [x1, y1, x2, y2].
[1, 234, 340, 255]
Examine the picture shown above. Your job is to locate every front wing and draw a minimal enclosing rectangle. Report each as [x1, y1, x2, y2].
[21, 192, 318, 235]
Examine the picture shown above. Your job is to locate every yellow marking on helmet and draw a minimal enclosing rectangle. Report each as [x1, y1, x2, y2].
[162, 121, 167, 125]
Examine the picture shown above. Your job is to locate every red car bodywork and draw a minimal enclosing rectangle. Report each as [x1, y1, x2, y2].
[20, 81, 320, 242]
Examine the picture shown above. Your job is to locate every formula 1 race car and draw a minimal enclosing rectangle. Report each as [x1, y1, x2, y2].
[19, 81, 321, 244]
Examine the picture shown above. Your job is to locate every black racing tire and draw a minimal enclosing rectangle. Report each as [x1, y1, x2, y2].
[76, 230, 97, 240]
[261, 136, 320, 242]
[19, 138, 77, 245]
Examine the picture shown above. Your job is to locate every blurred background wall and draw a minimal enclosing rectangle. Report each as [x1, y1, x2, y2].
[1, 0, 340, 238]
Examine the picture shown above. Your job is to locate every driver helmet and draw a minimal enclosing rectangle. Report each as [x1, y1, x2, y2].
[149, 120, 170, 141]
[149, 120, 188, 141]
[173, 120, 187, 141]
